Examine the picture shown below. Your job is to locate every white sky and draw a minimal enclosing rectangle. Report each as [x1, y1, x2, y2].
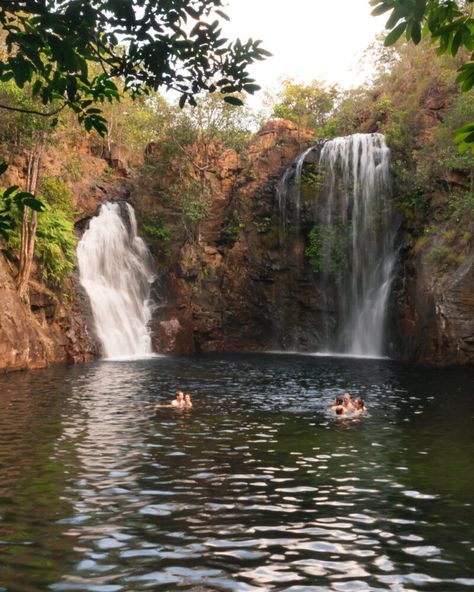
[221, 0, 387, 92]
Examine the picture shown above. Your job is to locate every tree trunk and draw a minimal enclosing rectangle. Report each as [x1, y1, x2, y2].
[17, 144, 43, 301]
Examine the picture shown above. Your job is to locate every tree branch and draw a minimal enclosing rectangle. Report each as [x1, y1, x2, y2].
[0, 101, 66, 117]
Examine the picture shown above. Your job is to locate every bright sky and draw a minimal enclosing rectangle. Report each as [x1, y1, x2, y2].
[222, 0, 387, 93]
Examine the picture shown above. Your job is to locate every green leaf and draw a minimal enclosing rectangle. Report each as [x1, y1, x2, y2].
[223, 95, 243, 106]
[455, 122, 474, 134]
[451, 29, 463, 56]
[3, 185, 19, 199]
[216, 10, 230, 21]
[0, 222, 10, 240]
[384, 22, 407, 46]
[414, 0, 426, 21]
[411, 21, 422, 44]
[386, 7, 404, 30]
[22, 197, 45, 211]
[461, 76, 474, 92]
[11, 57, 33, 87]
[455, 65, 474, 83]
[371, 4, 392, 17]
[32, 79, 42, 97]
[243, 83, 260, 94]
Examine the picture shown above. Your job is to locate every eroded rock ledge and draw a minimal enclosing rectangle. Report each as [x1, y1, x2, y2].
[0, 119, 473, 370]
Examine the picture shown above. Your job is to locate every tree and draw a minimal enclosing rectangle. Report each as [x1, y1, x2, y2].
[143, 91, 253, 241]
[0, 0, 269, 295]
[271, 78, 340, 133]
[0, 1, 269, 133]
[370, 0, 474, 147]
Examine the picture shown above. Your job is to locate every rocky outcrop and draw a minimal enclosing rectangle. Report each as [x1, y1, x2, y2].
[0, 136, 111, 371]
[389, 242, 474, 365]
[1, 110, 472, 369]
[133, 119, 315, 354]
[133, 117, 474, 366]
[0, 257, 99, 371]
[0, 257, 54, 371]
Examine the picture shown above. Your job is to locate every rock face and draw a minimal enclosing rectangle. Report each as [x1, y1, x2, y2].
[0, 115, 472, 370]
[0, 137, 111, 371]
[133, 118, 474, 366]
[0, 258, 99, 371]
[389, 247, 474, 365]
[133, 119, 317, 354]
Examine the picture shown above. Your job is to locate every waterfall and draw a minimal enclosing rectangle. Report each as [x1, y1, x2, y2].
[278, 133, 395, 357]
[77, 202, 155, 359]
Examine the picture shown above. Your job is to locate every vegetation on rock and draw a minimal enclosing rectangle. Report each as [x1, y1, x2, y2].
[305, 223, 352, 279]
[0, 3, 472, 368]
[271, 79, 339, 132]
[371, 0, 474, 148]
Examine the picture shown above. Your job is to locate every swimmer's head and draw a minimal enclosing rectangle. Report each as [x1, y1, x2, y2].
[334, 396, 343, 406]
[184, 393, 191, 403]
[336, 406, 344, 415]
[176, 391, 184, 401]
[343, 392, 351, 404]
[354, 398, 365, 410]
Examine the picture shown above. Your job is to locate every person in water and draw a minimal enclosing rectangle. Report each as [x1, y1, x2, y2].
[153, 391, 184, 409]
[343, 392, 354, 412]
[184, 393, 192, 408]
[331, 396, 343, 411]
[354, 398, 366, 413]
[171, 391, 184, 408]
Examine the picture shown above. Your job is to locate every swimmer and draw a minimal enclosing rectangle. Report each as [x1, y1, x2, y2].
[354, 398, 366, 413]
[184, 393, 192, 408]
[153, 390, 185, 409]
[331, 396, 343, 411]
[171, 391, 184, 408]
[335, 406, 346, 416]
[343, 392, 354, 412]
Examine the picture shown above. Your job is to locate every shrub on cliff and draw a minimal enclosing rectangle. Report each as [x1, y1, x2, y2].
[1, 177, 76, 288]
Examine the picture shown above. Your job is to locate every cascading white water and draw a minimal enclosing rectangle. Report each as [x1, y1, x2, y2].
[277, 145, 316, 238]
[77, 202, 155, 359]
[319, 133, 394, 356]
[278, 133, 395, 357]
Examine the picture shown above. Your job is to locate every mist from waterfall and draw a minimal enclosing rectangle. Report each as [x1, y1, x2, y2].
[279, 133, 395, 357]
[77, 202, 155, 359]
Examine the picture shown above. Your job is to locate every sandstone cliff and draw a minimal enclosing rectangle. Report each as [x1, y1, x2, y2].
[130, 119, 317, 354]
[132, 116, 474, 366]
[1, 114, 472, 370]
[0, 137, 119, 371]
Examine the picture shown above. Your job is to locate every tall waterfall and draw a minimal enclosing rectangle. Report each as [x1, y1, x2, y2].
[77, 202, 155, 359]
[278, 133, 395, 357]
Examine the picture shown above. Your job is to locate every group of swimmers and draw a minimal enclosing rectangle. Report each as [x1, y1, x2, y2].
[154, 390, 192, 409]
[154, 390, 364, 415]
[331, 392, 365, 416]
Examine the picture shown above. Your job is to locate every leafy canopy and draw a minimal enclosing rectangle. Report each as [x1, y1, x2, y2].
[0, 0, 270, 135]
[0, 1, 270, 239]
[271, 78, 339, 132]
[370, 0, 474, 147]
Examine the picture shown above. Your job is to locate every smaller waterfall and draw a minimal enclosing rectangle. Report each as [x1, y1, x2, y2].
[77, 202, 155, 359]
[277, 145, 317, 238]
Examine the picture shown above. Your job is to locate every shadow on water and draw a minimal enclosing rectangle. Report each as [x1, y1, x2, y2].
[0, 353, 473, 591]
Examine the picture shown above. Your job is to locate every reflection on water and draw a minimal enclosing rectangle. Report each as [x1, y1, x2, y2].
[0, 354, 473, 591]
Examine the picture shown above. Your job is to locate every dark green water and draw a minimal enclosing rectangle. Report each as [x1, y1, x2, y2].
[0, 353, 473, 592]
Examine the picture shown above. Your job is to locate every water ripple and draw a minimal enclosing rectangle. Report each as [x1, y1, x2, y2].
[0, 355, 472, 591]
